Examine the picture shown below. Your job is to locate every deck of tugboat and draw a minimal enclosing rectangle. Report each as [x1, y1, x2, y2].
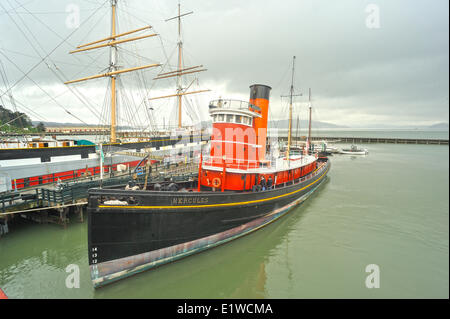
[201, 154, 317, 174]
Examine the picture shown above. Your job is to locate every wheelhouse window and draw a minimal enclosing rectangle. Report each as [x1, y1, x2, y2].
[226, 114, 233, 123]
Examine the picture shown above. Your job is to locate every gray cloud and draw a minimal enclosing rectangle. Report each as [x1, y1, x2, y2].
[0, 0, 448, 127]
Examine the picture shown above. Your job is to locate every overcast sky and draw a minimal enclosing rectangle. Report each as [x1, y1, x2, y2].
[0, 0, 448, 128]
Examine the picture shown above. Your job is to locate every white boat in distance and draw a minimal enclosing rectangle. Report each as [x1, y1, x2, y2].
[339, 145, 368, 155]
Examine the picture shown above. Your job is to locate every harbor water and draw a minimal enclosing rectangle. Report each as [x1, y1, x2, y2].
[0, 141, 448, 298]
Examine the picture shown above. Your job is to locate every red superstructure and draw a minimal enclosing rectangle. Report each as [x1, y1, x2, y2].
[199, 84, 317, 192]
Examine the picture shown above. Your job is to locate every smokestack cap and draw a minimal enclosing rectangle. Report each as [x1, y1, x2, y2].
[249, 84, 272, 100]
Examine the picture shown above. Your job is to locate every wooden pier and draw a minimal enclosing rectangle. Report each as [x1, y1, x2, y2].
[2, 130, 448, 145]
[0, 160, 198, 237]
[281, 136, 448, 145]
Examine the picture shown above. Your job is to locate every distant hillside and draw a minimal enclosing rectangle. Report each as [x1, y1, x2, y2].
[31, 121, 99, 127]
[1, 105, 33, 127]
[427, 122, 449, 130]
[269, 119, 347, 129]
[1, 105, 45, 132]
[31, 121, 136, 130]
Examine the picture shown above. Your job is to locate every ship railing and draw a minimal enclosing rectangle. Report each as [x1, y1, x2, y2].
[208, 99, 261, 112]
[10, 166, 122, 191]
[1, 190, 40, 214]
[203, 156, 262, 170]
[290, 161, 327, 186]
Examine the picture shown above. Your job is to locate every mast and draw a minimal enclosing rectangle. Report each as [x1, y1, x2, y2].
[64, 0, 161, 143]
[110, 0, 117, 142]
[283, 56, 301, 161]
[308, 88, 312, 152]
[176, 4, 183, 128]
[151, 3, 210, 129]
[166, 3, 191, 128]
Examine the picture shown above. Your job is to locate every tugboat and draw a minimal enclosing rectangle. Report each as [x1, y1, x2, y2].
[87, 83, 330, 288]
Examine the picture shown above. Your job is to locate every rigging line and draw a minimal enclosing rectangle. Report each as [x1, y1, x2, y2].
[122, 1, 156, 131]
[117, 83, 137, 131]
[5, 0, 48, 61]
[0, 47, 102, 69]
[0, 59, 10, 102]
[5, 2, 102, 121]
[117, 5, 175, 72]
[269, 60, 293, 126]
[0, 0, 109, 99]
[119, 0, 167, 18]
[0, 0, 34, 16]
[50, 68, 103, 120]
[80, 0, 107, 7]
[123, 88, 142, 131]
[126, 72, 151, 130]
[0, 50, 89, 125]
[52, 51, 106, 118]
[113, 53, 145, 126]
[186, 98, 200, 124]
[116, 78, 134, 129]
[121, 2, 153, 106]
[7, 9, 98, 15]
[0, 58, 24, 128]
[71, 5, 110, 57]
[96, 79, 111, 142]
[0, 112, 28, 129]
[117, 47, 160, 65]
[8, 0, 105, 120]
[127, 64, 156, 132]
[12, 0, 109, 70]
[0, 88, 48, 121]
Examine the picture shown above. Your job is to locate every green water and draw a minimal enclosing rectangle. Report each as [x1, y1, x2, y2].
[0, 143, 448, 298]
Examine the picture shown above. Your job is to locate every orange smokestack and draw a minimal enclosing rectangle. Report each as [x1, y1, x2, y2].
[249, 84, 271, 162]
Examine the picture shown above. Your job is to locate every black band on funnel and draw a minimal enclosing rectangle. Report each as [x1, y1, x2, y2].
[249, 84, 272, 100]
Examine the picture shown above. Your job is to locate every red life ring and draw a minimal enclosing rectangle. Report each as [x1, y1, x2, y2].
[212, 177, 221, 188]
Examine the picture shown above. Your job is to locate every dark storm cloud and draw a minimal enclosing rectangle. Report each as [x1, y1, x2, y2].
[0, 0, 448, 126]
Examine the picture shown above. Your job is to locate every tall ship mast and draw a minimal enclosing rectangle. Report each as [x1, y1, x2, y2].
[64, 0, 161, 142]
[284, 55, 303, 161]
[149, 3, 210, 129]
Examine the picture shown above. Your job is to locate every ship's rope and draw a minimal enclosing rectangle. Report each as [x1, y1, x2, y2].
[0, 0, 109, 125]
[0, 0, 109, 101]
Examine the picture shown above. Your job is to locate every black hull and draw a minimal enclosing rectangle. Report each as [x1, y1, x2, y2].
[87, 160, 330, 287]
